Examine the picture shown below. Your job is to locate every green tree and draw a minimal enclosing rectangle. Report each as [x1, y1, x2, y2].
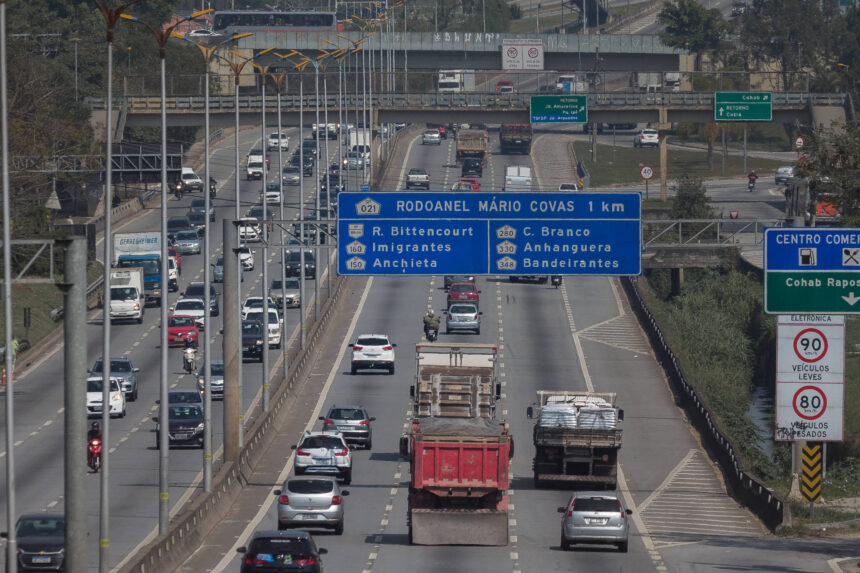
[670, 176, 715, 219]
[794, 120, 860, 225]
[657, 0, 728, 69]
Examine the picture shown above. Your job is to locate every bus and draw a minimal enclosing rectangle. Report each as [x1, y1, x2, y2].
[212, 11, 339, 33]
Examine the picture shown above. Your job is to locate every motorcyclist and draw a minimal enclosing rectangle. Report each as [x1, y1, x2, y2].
[747, 170, 758, 191]
[423, 310, 440, 336]
[87, 421, 102, 442]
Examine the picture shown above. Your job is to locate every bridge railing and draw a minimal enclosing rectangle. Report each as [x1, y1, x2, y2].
[87, 92, 846, 112]
[643, 218, 786, 248]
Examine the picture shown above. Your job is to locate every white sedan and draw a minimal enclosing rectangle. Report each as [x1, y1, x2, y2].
[86, 376, 126, 418]
[241, 296, 277, 320]
[172, 298, 207, 330]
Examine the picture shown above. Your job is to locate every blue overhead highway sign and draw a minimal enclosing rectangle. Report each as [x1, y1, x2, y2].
[764, 228, 860, 314]
[337, 192, 642, 276]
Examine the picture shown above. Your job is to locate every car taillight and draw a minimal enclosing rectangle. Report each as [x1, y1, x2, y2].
[618, 500, 626, 518]
[279, 495, 289, 505]
[296, 448, 309, 456]
[359, 420, 369, 425]
[568, 497, 576, 517]
[382, 345, 393, 351]
[473, 314, 479, 320]
[331, 495, 343, 505]
[352, 345, 363, 351]
[323, 419, 334, 425]
[334, 448, 349, 456]
[294, 557, 315, 566]
[245, 555, 265, 565]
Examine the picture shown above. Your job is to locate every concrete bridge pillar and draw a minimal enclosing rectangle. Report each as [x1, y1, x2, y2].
[670, 267, 683, 296]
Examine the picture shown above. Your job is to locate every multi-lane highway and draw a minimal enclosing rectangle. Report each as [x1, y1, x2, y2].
[1, 123, 853, 572]
[0, 124, 347, 571]
[166, 127, 847, 573]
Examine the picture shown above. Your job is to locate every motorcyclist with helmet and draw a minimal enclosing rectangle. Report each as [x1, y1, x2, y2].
[423, 309, 440, 338]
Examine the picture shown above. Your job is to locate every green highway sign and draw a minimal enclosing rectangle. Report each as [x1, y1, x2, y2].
[714, 91, 772, 121]
[765, 272, 860, 314]
[530, 95, 587, 123]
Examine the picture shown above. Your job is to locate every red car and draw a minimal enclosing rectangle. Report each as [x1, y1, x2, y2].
[164, 315, 199, 347]
[167, 244, 182, 275]
[426, 123, 448, 139]
[495, 79, 513, 91]
[447, 282, 480, 306]
[459, 177, 480, 191]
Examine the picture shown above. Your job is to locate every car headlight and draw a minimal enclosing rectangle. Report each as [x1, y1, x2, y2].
[111, 392, 122, 402]
[196, 423, 204, 432]
[256, 339, 263, 345]
[133, 303, 140, 310]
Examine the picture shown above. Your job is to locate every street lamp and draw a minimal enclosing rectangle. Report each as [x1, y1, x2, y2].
[119, 7, 213, 541]
[213, 46, 274, 454]
[228, 46, 277, 414]
[88, 3, 142, 572]
[177, 30, 252, 493]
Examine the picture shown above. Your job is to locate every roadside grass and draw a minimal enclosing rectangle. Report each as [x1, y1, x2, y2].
[0, 261, 103, 358]
[574, 141, 787, 187]
[634, 224, 860, 516]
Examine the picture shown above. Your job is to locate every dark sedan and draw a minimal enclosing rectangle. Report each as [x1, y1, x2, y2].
[154, 405, 204, 449]
[242, 320, 264, 362]
[237, 530, 327, 573]
[1, 514, 65, 571]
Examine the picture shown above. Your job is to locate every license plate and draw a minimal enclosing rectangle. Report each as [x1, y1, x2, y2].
[337, 425, 352, 431]
[365, 352, 381, 357]
[586, 518, 608, 525]
[173, 433, 190, 439]
[31, 557, 51, 564]
[312, 457, 330, 462]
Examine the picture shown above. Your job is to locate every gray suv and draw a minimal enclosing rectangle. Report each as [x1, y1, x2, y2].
[559, 491, 632, 552]
[320, 405, 375, 449]
[90, 357, 140, 402]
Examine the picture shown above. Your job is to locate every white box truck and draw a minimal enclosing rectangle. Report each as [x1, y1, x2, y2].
[437, 70, 476, 93]
[109, 267, 145, 323]
[504, 166, 532, 191]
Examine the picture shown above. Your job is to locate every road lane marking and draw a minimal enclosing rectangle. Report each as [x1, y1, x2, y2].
[210, 276, 374, 573]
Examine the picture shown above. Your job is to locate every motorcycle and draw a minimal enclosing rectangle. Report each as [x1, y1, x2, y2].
[88, 438, 102, 472]
[209, 177, 217, 199]
[174, 182, 183, 200]
[425, 326, 438, 342]
[551, 276, 563, 288]
[748, 180, 756, 192]
[183, 340, 198, 374]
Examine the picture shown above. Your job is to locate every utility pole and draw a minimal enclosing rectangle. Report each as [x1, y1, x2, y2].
[222, 219, 240, 461]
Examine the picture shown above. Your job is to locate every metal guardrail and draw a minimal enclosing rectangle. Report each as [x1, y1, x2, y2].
[622, 277, 787, 530]
[643, 218, 786, 248]
[87, 92, 847, 113]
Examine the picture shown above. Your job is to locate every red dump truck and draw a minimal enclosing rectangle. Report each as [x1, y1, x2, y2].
[399, 417, 512, 546]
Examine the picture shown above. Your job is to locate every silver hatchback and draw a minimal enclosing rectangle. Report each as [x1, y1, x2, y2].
[559, 491, 632, 552]
[445, 303, 482, 335]
[320, 405, 375, 449]
[277, 476, 349, 534]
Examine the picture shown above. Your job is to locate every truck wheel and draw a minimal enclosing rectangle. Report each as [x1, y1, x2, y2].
[618, 540, 628, 553]
[277, 521, 287, 531]
[475, 327, 480, 335]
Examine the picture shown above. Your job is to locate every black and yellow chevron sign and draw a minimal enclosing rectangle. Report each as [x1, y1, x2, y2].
[801, 442, 823, 502]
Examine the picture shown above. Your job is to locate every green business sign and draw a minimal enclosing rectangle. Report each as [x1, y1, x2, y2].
[530, 95, 587, 123]
[765, 272, 860, 314]
[714, 91, 772, 121]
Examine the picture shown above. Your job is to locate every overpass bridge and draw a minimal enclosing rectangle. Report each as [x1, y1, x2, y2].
[95, 91, 848, 128]
[226, 30, 687, 71]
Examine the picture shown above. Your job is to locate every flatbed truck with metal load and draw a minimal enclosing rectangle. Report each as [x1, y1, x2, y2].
[410, 343, 501, 419]
[527, 391, 624, 489]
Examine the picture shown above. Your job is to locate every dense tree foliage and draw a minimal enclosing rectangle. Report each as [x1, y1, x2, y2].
[657, 0, 727, 69]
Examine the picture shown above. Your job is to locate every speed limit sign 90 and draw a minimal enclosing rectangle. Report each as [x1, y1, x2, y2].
[794, 328, 828, 363]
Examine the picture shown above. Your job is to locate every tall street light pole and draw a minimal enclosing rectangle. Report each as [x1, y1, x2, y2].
[231, 47, 276, 414]
[180, 31, 251, 492]
[88, 3, 141, 571]
[119, 8, 213, 542]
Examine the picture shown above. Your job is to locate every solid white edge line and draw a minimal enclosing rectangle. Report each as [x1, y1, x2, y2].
[395, 133, 421, 191]
[210, 276, 374, 573]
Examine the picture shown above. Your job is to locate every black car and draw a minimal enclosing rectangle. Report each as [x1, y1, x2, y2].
[237, 530, 327, 573]
[319, 173, 344, 195]
[167, 216, 194, 239]
[184, 281, 220, 316]
[187, 211, 207, 234]
[284, 250, 316, 279]
[242, 320, 264, 362]
[301, 139, 318, 157]
[289, 153, 314, 176]
[1, 514, 65, 571]
[154, 404, 204, 449]
[461, 158, 483, 177]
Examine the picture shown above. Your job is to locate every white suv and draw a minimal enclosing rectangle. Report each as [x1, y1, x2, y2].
[349, 334, 396, 375]
[633, 129, 660, 148]
[267, 132, 289, 151]
[86, 376, 126, 418]
[292, 431, 353, 484]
